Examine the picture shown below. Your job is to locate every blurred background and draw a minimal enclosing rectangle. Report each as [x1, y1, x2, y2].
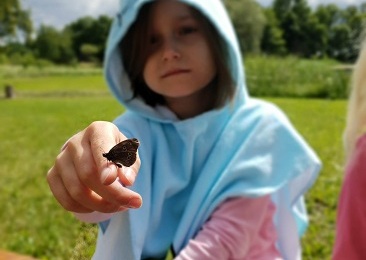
[1, 0, 365, 259]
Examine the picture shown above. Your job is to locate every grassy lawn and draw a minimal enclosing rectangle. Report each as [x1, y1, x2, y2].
[0, 96, 123, 259]
[0, 65, 347, 259]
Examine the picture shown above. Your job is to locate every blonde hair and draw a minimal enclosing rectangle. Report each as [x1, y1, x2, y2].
[343, 36, 366, 162]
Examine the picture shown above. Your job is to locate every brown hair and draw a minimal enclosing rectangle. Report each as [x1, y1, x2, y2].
[120, 1, 235, 108]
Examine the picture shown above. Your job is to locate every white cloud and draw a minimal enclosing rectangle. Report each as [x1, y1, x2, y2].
[83, 0, 116, 14]
[21, 0, 119, 30]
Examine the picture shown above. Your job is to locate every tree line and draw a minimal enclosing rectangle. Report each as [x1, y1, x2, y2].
[1, 0, 366, 66]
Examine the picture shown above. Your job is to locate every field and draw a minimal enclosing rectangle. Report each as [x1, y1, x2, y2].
[0, 61, 348, 259]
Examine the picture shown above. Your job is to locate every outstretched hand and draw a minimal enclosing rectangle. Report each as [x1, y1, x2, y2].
[47, 121, 142, 214]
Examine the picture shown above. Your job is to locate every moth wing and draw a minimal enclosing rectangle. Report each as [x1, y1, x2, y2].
[117, 152, 137, 167]
[105, 139, 139, 167]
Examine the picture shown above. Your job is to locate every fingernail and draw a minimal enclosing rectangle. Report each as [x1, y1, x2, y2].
[127, 197, 142, 209]
[100, 167, 112, 184]
[124, 167, 136, 184]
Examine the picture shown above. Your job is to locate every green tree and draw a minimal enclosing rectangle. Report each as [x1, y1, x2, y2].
[313, 4, 366, 61]
[80, 43, 99, 62]
[66, 15, 112, 62]
[327, 6, 365, 61]
[273, 0, 292, 20]
[33, 25, 75, 64]
[0, 0, 32, 41]
[314, 4, 340, 28]
[328, 24, 352, 60]
[279, 0, 326, 57]
[261, 8, 286, 55]
[225, 0, 266, 54]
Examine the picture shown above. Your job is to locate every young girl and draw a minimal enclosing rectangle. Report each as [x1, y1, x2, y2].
[332, 35, 366, 259]
[47, 0, 321, 259]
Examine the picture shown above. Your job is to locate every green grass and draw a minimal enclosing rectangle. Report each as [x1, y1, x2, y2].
[245, 55, 351, 99]
[0, 97, 123, 259]
[1, 75, 108, 97]
[0, 64, 102, 78]
[0, 64, 348, 259]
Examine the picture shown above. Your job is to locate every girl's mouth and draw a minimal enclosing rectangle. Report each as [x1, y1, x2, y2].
[161, 69, 190, 78]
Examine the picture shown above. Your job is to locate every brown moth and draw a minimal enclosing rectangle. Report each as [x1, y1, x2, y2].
[102, 138, 140, 167]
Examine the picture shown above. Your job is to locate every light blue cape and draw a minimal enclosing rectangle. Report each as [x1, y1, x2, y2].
[93, 0, 321, 259]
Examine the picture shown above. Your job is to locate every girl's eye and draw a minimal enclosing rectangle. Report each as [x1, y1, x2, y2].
[179, 26, 197, 36]
[149, 35, 159, 45]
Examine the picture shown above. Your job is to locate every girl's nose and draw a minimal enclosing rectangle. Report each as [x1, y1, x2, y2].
[162, 38, 181, 61]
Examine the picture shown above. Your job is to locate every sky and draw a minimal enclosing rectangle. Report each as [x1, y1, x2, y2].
[21, 0, 366, 30]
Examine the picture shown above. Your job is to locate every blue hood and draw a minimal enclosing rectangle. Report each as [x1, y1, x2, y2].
[94, 0, 322, 259]
[104, 0, 246, 121]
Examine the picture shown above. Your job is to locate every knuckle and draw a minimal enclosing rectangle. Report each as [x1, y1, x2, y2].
[87, 121, 107, 134]
[62, 199, 83, 212]
[86, 122, 98, 134]
[63, 139, 78, 155]
[46, 171, 56, 187]
[77, 164, 97, 184]
[55, 152, 64, 163]
[53, 154, 67, 174]
[67, 185, 86, 201]
[86, 121, 119, 139]
[46, 167, 54, 180]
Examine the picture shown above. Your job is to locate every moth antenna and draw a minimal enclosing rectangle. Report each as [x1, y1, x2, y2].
[99, 146, 110, 167]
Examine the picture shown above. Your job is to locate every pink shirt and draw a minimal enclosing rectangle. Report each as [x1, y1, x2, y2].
[76, 195, 281, 259]
[176, 196, 282, 259]
[332, 133, 366, 260]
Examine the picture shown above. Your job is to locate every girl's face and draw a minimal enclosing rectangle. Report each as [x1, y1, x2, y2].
[143, 0, 217, 111]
